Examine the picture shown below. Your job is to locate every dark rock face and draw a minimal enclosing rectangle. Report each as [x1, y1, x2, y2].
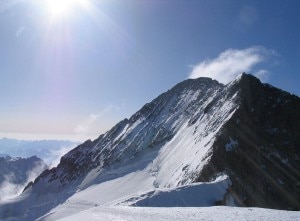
[197, 74, 300, 210]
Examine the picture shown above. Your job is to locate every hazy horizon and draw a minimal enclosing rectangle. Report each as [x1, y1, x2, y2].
[0, 131, 99, 142]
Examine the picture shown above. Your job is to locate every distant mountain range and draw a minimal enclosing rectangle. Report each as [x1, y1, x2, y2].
[0, 73, 299, 220]
[0, 138, 78, 165]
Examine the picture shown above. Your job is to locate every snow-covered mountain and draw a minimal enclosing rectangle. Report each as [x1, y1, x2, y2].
[0, 155, 47, 201]
[0, 73, 299, 220]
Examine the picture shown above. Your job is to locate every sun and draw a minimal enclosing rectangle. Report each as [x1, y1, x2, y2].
[44, 0, 92, 20]
[47, 0, 74, 16]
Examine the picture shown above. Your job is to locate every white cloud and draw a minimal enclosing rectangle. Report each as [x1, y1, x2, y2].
[75, 114, 101, 134]
[189, 46, 275, 84]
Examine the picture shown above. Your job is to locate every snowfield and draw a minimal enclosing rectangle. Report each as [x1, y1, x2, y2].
[32, 175, 300, 221]
[57, 206, 300, 221]
[34, 175, 230, 220]
[115, 175, 230, 207]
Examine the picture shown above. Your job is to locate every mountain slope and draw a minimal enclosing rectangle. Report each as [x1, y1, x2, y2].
[0, 73, 299, 220]
[31, 76, 232, 191]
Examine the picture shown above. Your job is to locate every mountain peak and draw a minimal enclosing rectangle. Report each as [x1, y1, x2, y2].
[228, 72, 261, 87]
[170, 77, 223, 93]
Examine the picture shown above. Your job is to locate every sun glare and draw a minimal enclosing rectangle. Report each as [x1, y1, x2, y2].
[43, 0, 93, 21]
[48, 0, 73, 15]
[47, 0, 91, 17]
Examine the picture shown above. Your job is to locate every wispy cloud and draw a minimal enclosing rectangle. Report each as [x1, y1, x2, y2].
[0, 173, 23, 201]
[75, 105, 120, 134]
[16, 26, 26, 37]
[188, 46, 276, 84]
[0, 161, 46, 201]
[253, 69, 270, 82]
[45, 145, 77, 168]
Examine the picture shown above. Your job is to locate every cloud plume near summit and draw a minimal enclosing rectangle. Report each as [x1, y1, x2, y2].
[189, 46, 276, 84]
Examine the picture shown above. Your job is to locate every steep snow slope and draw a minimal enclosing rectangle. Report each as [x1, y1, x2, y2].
[37, 77, 226, 188]
[33, 76, 239, 191]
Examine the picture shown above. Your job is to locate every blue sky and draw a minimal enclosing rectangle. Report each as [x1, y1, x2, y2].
[0, 0, 299, 141]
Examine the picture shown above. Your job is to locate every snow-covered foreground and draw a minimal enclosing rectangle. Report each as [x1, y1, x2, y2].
[57, 206, 300, 221]
[34, 175, 230, 220]
[116, 175, 230, 207]
[33, 175, 299, 221]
